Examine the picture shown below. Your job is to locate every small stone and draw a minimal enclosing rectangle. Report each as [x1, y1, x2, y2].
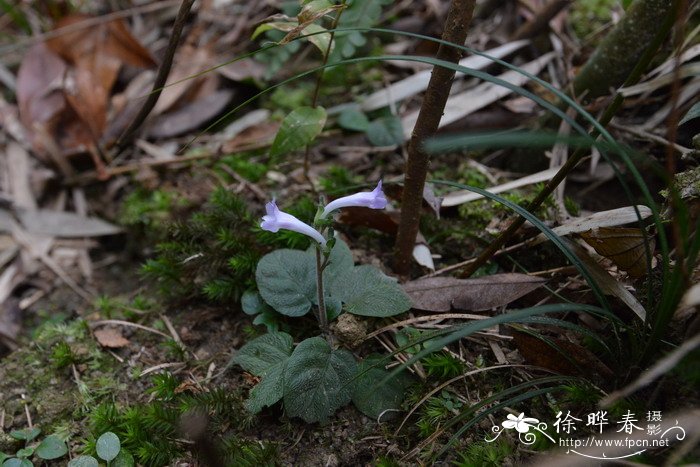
[331, 314, 368, 348]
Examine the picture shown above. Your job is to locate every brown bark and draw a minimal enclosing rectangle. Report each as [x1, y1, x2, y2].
[393, 0, 476, 275]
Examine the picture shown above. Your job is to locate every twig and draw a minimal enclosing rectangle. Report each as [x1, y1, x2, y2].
[610, 122, 691, 155]
[393, 0, 477, 274]
[91, 319, 171, 339]
[21, 394, 32, 428]
[115, 0, 196, 152]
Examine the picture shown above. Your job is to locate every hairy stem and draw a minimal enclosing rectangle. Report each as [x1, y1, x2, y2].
[393, 0, 477, 275]
[315, 246, 329, 339]
[460, 0, 679, 278]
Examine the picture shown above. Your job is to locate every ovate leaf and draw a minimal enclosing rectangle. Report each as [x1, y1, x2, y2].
[256, 249, 316, 316]
[9, 428, 40, 441]
[233, 332, 293, 376]
[283, 337, 357, 423]
[270, 107, 327, 158]
[67, 456, 99, 467]
[301, 24, 333, 56]
[112, 449, 135, 467]
[96, 432, 120, 462]
[352, 356, 410, 420]
[338, 108, 370, 132]
[35, 435, 68, 460]
[245, 362, 287, 413]
[366, 115, 404, 146]
[337, 265, 412, 317]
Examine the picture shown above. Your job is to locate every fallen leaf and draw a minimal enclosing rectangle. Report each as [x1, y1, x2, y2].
[412, 244, 435, 270]
[47, 15, 154, 105]
[568, 239, 646, 321]
[403, 273, 546, 312]
[512, 328, 614, 380]
[148, 89, 235, 138]
[580, 227, 654, 278]
[94, 327, 129, 348]
[402, 53, 555, 137]
[442, 167, 561, 207]
[16, 209, 122, 237]
[16, 42, 67, 128]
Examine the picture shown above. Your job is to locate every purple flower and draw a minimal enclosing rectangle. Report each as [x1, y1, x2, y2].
[261, 200, 326, 245]
[320, 181, 387, 218]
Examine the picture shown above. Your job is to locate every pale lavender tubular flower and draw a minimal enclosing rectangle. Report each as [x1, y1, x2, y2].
[261, 200, 326, 245]
[320, 180, 387, 219]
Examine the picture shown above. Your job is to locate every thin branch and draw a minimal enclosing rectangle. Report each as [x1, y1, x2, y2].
[115, 0, 196, 152]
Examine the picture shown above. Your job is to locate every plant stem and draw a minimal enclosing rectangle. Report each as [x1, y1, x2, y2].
[315, 245, 329, 339]
[459, 0, 679, 278]
[114, 0, 195, 153]
[303, 2, 347, 191]
[393, 0, 477, 275]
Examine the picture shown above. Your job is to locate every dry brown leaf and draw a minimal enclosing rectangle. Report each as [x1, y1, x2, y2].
[94, 327, 129, 348]
[16, 43, 67, 137]
[64, 67, 108, 139]
[47, 15, 155, 91]
[580, 227, 654, 278]
[512, 329, 614, 380]
[403, 273, 546, 312]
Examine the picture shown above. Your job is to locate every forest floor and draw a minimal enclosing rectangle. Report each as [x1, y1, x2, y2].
[0, 1, 699, 466]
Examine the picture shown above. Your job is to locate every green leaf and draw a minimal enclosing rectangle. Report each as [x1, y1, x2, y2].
[302, 24, 333, 57]
[112, 449, 135, 467]
[336, 265, 412, 317]
[338, 108, 370, 132]
[679, 101, 700, 126]
[366, 115, 404, 146]
[96, 432, 120, 462]
[14, 448, 32, 459]
[0, 454, 7, 464]
[256, 249, 316, 316]
[9, 428, 40, 442]
[283, 336, 357, 423]
[35, 435, 67, 460]
[251, 21, 297, 40]
[67, 456, 99, 467]
[270, 107, 327, 158]
[317, 239, 354, 298]
[352, 356, 410, 419]
[245, 361, 287, 413]
[232, 332, 293, 376]
[2, 459, 32, 467]
[241, 290, 270, 316]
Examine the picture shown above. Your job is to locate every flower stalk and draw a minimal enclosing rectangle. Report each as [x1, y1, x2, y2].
[260, 182, 387, 337]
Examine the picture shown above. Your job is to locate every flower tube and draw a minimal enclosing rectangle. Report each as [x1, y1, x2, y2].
[320, 180, 387, 219]
[261, 200, 326, 245]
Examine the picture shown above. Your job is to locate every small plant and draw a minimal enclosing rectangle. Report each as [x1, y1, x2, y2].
[0, 427, 68, 466]
[454, 438, 513, 467]
[69, 432, 133, 467]
[233, 182, 412, 423]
